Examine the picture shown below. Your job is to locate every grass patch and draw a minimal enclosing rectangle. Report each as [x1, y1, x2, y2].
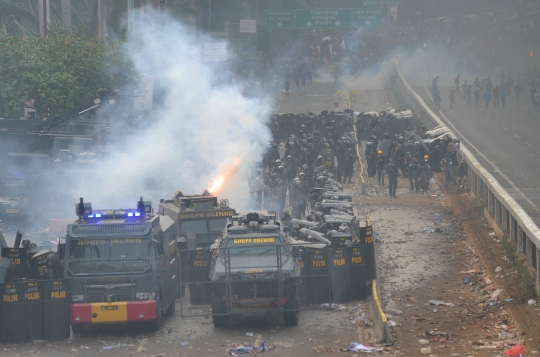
[500, 234, 537, 297]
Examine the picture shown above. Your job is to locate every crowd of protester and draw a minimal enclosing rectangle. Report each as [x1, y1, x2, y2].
[261, 0, 540, 92]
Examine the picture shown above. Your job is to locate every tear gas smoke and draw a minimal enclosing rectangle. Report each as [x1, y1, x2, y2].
[57, 9, 271, 212]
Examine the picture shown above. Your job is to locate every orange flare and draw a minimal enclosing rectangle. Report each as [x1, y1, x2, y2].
[207, 156, 243, 194]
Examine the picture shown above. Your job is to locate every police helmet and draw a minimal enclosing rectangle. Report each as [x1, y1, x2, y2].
[275, 159, 281, 164]
[307, 214, 315, 222]
[287, 155, 293, 159]
[275, 178, 282, 185]
[424, 155, 429, 159]
[302, 164, 308, 170]
[378, 150, 383, 155]
[299, 172, 305, 177]
[314, 202, 323, 210]
[282, 210, 291, 219]
[384, 133, 389, 138]
[22, 239, 31, 248]
[328, 230, 337, 236]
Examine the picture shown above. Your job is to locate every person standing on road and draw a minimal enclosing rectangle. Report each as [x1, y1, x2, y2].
[285, 79, 290, 96]
[404, 153, 419, 191]
[307, 68, 313, 85]
[500, 88, 507, 108]
[483, 89, 492, 109]
[387, 158, 399, 198]
[456, 158, 469, 194]
[376, 150, 386, 186]
[534, 91, 540, 113]
[440, 156, 456, 188]
[434, 90, 442, 111]
[448, 89, 455, 109]
[461, 80, 468, 99]
[301, 77, 307, 92]
[474, 87, 481, 106]
[465, 84, 472, 105]
[454, 74, 461, 94]
[514, 82, 522, 103]
[493, 85, 500, 106]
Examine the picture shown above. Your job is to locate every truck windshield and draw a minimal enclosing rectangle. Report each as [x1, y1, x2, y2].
[67, 237, 150, 275]
[208, 218, 227, 233]
[226, 238, 280, 256]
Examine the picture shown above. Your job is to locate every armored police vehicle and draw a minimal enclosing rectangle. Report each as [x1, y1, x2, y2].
[158, 191, 236, 249]
[64, 199, 178, 333]
[208, 211, 301, 328]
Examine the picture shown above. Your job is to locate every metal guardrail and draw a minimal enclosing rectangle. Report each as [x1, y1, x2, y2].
[395, 63, 540, 287]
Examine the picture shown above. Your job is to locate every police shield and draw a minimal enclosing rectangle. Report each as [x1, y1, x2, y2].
[24, 281, 44, 342]
[43, 279, 70, 340]
[0, 282, 26, 343]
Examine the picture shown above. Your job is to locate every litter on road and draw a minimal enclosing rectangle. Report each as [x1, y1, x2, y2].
[346, 342, 384, 353]
[428, 300, 455, 306]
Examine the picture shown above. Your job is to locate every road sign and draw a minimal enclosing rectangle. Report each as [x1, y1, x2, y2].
[265, 10, 294, 29]
[203, 43, 228, 62]
[295, 9, 352, 29]
[239, 20, 256, 33]
[387, 0, 399, 6]
[363, 0, 378, 6]
[353, 8, 382, 26]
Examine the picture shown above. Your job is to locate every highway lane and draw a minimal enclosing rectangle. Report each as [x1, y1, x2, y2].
[400, 69, 540, 225]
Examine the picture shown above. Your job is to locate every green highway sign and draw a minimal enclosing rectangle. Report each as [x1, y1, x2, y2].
[386, 0, 399, 6]
[265, 10, 294, 29]
[363, 0, 378, 6]
[353, 8, 382, 26]
[295, 9, 353, 28]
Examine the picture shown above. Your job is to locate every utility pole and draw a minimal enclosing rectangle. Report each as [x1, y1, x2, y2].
[38, 0, 50, 37]
[127, 0, 134, 36]
[61, 0, 71, 28]
[98, 0, 107, 41]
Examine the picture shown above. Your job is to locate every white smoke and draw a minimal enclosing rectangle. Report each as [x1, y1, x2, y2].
[62, 10, 272, 211]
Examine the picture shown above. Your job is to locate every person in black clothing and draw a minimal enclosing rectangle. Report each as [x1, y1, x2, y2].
[375, 150, 386, 186]
[77, 197, 85, 221]
[404, 153, 419, 191]
[456, 158, 469, 194]
[387, 158, 399, 197]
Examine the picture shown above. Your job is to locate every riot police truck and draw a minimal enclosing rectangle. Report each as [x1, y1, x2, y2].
[208, 211, 301, 327]
[158, 191, 236, 250]
[64, 199, 178, 333]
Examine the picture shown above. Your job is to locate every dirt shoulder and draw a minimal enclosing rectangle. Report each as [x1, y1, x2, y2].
[359, 173, 532, 356]
[438, 174, 540, 354]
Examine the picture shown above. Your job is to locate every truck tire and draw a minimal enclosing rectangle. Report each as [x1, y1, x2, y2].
[211, 294, 228, 328]
[283, 290, 300, 326]
[71, 324, 86, 335]
[165, 298, 176, 316]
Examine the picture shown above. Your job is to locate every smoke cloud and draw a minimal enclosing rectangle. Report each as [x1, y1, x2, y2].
[58, 10, 272, 212]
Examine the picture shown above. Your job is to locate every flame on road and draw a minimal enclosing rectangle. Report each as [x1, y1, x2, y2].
[207, 156, 243, 194]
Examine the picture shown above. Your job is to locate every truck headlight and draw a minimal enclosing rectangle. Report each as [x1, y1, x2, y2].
[135, 293, 150, 300]
[72, 295, 85, 302]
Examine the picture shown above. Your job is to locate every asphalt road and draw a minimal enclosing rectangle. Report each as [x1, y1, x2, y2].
[400, 69, 540, 226]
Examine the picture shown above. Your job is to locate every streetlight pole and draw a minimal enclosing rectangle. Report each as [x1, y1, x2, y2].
[255, 0, 258, 55]
[208, 0, 212, 32]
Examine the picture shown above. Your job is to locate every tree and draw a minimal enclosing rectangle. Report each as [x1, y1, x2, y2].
[0, 0, 38, 37]
[0, 27, 134, 117]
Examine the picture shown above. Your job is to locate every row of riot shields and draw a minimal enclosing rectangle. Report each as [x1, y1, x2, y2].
[177, 228, 376, 317]
[0, 279, 70, 343]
